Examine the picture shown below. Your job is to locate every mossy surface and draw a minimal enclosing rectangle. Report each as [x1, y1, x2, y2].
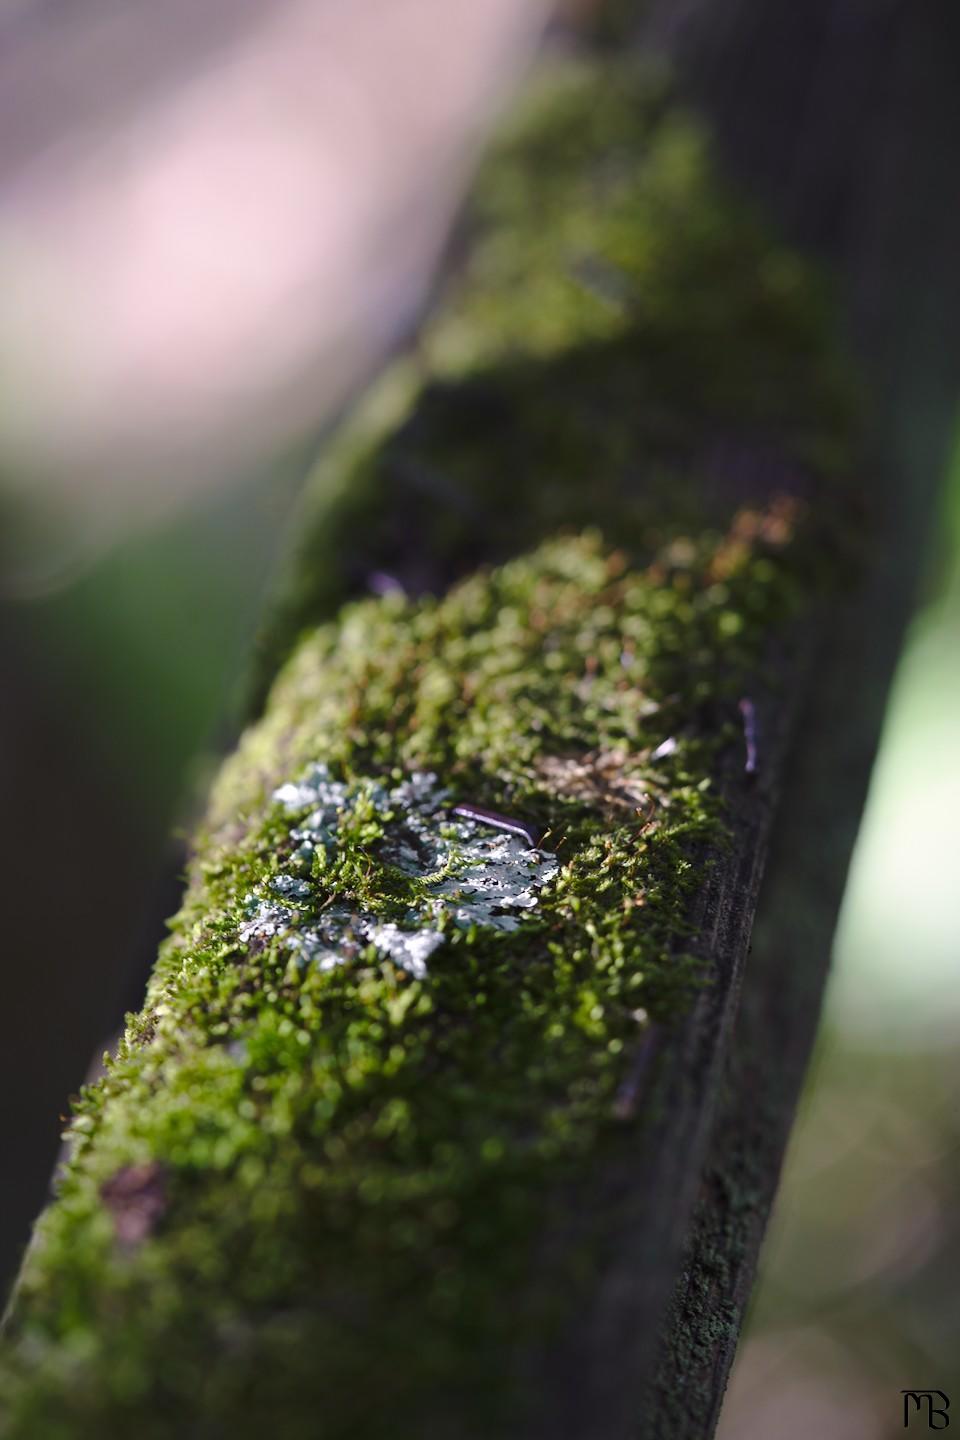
[249, 58, 855, 706]
[1, 57, 856, 1440]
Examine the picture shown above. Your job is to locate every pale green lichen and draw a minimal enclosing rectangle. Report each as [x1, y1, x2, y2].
[0, 53, 857, 1440]
[244, 764, 559, 976]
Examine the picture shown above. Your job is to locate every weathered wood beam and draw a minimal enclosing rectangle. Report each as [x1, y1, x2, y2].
[635, 5, 960, 1432]
[0, 38, 939, 1439]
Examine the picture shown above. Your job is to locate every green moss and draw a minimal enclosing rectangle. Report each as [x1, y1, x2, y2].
[249, 59, 855, 706]
[2, 524, 817, 1437]
[1, 55, 857, 1440]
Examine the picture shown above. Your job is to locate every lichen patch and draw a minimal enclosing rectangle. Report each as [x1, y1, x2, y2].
[238, 766, 558, 979]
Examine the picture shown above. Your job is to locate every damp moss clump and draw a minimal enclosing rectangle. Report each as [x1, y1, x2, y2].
[252, 57, 856, 699]
[1, 50, 859, 1440]
[3, 514, 809, 1438]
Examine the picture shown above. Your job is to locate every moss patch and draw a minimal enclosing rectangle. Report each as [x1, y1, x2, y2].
[1, 55, 857, 1440]
[249, 58, 855, 707]
[3, 520, 818, 1438]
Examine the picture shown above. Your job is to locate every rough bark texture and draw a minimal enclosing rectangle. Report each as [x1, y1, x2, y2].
[0, 26, 944, 1440]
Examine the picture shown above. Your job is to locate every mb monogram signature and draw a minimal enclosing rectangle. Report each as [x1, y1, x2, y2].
[902, 1391, 950, 1429]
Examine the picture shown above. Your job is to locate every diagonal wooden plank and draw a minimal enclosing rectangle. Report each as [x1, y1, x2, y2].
[0, 49, 906, 1440]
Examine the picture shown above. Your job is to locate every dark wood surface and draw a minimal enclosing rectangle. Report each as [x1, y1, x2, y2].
[624, 5, 960, 1432]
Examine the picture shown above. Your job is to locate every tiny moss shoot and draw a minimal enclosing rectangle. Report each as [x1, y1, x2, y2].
[0, 55, 857, 1440]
